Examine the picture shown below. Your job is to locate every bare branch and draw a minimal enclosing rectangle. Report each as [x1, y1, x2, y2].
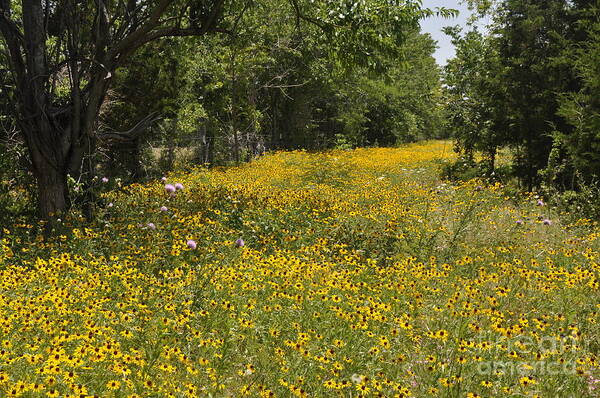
[109, 0, 176, 60]
[132, 24, 231, 44]
[110, 0, 230, 65]
[99, 112, 162, 143]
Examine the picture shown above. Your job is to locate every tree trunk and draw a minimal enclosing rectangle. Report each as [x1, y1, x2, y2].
[20, 115, 71, 221]
[230, 48, 241, 163]
[35, 165, 70, 219]
[207, 120, 215, 165]
[488, 147, 496, 173]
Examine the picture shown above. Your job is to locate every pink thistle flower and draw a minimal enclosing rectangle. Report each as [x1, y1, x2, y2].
[165, 184, 176, 194]
[235, 238, 245, 248]
[186, 239, 197, 249]
[160, 206, 168, 212]
[175, 183, 184, 190]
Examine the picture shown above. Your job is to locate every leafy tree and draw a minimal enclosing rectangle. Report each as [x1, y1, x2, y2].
[0, 0, 234, 220]
[100, 39, 186, 180]
[337, 31, 444, 147]
[443, 26, 505, 172]
[553, 5, 600, 185]
[493, 0, 577, 189]
[446, 0, 597, 190]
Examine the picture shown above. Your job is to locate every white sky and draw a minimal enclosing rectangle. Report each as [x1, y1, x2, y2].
[420, 0, 475, 66]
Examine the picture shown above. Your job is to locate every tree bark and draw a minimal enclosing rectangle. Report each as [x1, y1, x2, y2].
[35, 161, 70, 219]
[23, 121, 71, 220]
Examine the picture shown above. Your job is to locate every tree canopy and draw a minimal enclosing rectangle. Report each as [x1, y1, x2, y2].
[444, 0, 600, 196]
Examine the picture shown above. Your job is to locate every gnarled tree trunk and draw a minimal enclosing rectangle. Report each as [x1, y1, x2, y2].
[0, 0, 227, 222]
[25, 121, 83, 219]
[35, 162, 70, 219]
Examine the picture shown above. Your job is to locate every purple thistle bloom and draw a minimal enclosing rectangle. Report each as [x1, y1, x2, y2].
[543, 219, 552, 225]
[101, 177, 109, 183]
[516, 219, 523, 225]
[186, 239, 197, 249]
[175, 183, 184, 190]
[235, 238, 245, 248]
[160, 206, 168, 212]
[537, 199, 545, 206]
[161, 176, 167, 182]
[147, 222, 156, 230]
[165, 184, 176, 193]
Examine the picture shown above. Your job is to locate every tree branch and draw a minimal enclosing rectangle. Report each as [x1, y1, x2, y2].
[110, 0, 230, 65]
[0, 0, 26, 89]
[288, 0, 330, 33]
[109, 0, 176, 60]
[135, 25, 231, 43]
[99, 112, 162, 143]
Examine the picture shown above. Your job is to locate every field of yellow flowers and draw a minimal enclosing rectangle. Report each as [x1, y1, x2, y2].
[0, 141, 598, 397]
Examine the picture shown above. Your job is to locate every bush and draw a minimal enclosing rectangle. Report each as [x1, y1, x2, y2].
[0, 137, 35, 228]
[440, 156, 480, 182]
[441, 155, 513, 185]
[545, 178, 600, 222]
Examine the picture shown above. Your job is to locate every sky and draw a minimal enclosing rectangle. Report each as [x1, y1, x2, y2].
[419, 0, 474, 66]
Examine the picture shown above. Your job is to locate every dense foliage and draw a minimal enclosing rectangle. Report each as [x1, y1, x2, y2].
[445, 0, 600, 200]
[103, 16, 447, 176]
